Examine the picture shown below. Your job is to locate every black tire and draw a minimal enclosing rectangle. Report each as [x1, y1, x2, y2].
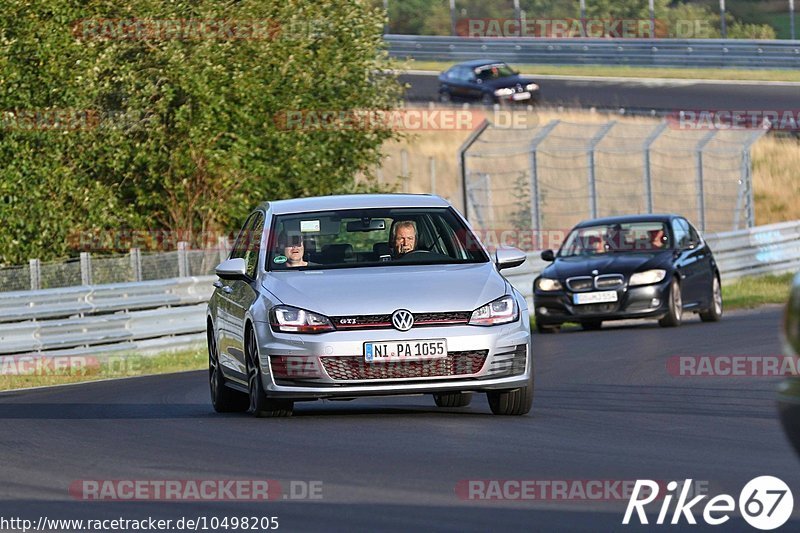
[581, 320, 602, 331]
[658, 278, 683, 327]
[438, 90, 452, 103]
[246, 328, 293, 418]
[208, 325, 249, 413]
[699, 275, 723, 322]
[535, 319, 560, 334]
[433, 392, 472, 408]
[487, 376, 533, 416]
[481, 93, 495, 105]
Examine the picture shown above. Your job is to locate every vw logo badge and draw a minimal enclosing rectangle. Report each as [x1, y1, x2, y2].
[391, 309, 414, 331]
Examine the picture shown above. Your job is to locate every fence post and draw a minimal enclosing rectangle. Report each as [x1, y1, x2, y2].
[130, 248, 142, 282]
[218, 236, 229, 264]
[529, 120, 561, 250]
[587, 121, 617, 219]
[458, 119, 490, 220]
[643, 122, 668, 214]
[695, 130, 718, 232]
[29, 259, 41, 291]
[80, 252, 93, 285]
[429, 157, 436, 194]
[177, 241, 189, 278]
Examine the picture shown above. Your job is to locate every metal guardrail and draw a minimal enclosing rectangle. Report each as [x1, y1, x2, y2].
[385, 35, 800, 69]
[0, 221, 797, 358]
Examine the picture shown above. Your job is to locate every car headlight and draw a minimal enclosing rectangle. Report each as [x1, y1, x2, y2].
[469, 295, 518, 326]
[494, 88, 514, 97]
[629, 269, 667, 286]
[269, 305, 334, 334]
[525, 83, 539, 91]
[536, 277, 562, 291]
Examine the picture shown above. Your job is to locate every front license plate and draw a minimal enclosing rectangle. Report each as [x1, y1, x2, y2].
[512, 92, 531, 101]
[364, 339, 447, 362]
[573, 291, 618, 305]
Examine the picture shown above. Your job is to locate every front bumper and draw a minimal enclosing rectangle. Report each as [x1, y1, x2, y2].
[534, 278, 671, 324]
[253, 320, 531, 400]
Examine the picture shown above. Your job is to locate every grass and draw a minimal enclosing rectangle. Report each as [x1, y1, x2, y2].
[720, 272, 795, 309]
[0, 346, 206, 392]
[372, 107, 800, 227]
[405, 60, 800, 83]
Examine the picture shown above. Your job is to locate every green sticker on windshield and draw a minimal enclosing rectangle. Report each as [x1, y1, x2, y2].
[273, 255, 287, 264]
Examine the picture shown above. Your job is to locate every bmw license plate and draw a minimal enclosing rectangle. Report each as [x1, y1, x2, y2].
[512, 92, 531, 101]
[573, 291, 618, 305]
[364, 339, 447, 363]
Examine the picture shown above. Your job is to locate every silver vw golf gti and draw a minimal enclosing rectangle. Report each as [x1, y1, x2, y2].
[206, 194, 532, 417]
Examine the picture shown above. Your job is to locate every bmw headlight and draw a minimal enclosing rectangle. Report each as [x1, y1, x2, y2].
[494, 88, 514, 97]
[269, 305, 334, 334]
[536, 277, 562, 291]
[469, 295, 518, 326]
[525, 83, 539, 91]
[629, 269, 667, 286]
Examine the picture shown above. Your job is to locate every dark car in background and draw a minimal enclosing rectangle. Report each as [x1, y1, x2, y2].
[778, 272, 800, 458]
[438, 60, 540, 105]
[533, 214, 722, 332]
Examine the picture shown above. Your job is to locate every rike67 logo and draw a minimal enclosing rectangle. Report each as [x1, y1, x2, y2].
[623, 477, 793, 530]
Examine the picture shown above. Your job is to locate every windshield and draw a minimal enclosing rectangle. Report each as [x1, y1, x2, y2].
[475, 63, 516, 80]
[267, 207, 489, 271]
[559, 222, 671, 257]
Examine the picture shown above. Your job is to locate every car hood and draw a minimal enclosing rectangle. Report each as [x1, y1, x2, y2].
[481, 75, 535, 90]
[262, 262, 507, 315]
[543, 252, 672, 280]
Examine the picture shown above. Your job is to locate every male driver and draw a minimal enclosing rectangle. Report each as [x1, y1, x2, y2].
[391, 220, 417, 258]
[277, 233, 308, 267]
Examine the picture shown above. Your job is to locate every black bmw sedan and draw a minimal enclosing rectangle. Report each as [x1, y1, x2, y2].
[438, 60, 540, 105]
[533, 214, 722, 332]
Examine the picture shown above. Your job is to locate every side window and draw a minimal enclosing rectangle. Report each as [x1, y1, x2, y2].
[686, 221, 702, 246]
[230, 214, 255, 260]
[458, 67, 474, 82]
[242, 212, 265, 278]
[671, 218, 691, 249]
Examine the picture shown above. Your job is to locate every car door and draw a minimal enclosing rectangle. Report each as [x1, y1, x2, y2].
[226, 210, 265, 375]
[217, 212, 256, 376]
[671, 218, 705, 308]
[686, 220, 714, 307]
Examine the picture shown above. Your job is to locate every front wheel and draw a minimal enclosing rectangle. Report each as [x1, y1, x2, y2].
[658, 278, 683, 327]
[208, 326, 249, 413]
[699, 275, 723, 322]
[487, 376, 533, 416]
[246, 329, 293, 418]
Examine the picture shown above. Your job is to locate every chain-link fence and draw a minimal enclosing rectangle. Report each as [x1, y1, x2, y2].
[0, 244, 231, 293]
[461, 119, 765, 248]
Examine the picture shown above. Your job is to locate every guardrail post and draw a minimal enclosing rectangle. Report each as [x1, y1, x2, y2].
[695, 130, 718, 232]
[587, 121, 617, 219]
[29, 259, 41, 291]
[177, 241, 189, 278]
[529, 120, 561, 250]
[643, 122, 668, 213]
[80, 252, 92, 285]
[130, 248, 142, 282]
[217, 236, 229, 264]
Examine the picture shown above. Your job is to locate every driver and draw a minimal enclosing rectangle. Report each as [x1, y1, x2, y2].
[391, 220, 417, 259]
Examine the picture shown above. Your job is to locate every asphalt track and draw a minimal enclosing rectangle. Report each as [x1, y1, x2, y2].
[400, 72, 800, 112]
[1, 307, 798, 531]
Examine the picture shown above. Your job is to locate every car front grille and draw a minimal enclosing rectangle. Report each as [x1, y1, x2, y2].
[566, 277, 593, 292]
[330, 312, 472, 331]
[595, 274, 624, 290]
[572, 303, 619, 315]
[320, 350, 488, 381]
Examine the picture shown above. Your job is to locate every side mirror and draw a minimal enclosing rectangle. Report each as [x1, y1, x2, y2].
[495, 247, 526, 271]
[540, 249, 555, 262]
[215, 258, 248, 280]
